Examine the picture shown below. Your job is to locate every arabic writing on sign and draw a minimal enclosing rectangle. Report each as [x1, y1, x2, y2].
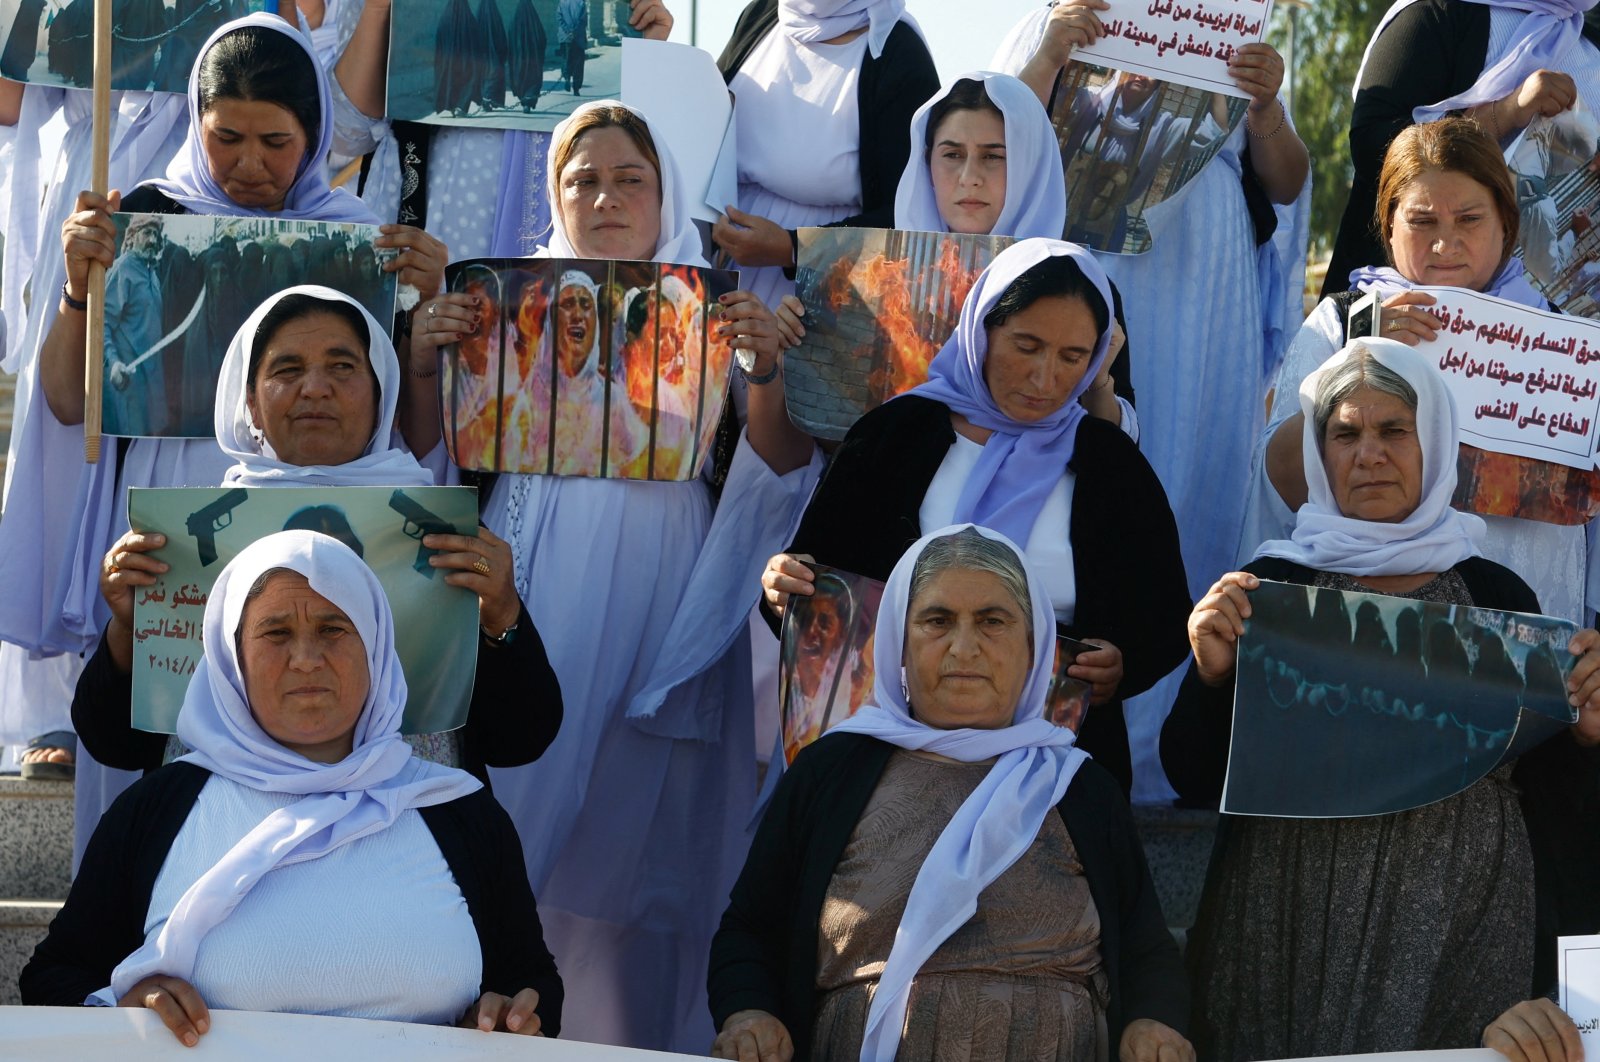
[1073, 0, 1272, 97]
[1413, 287, 1600, 469]
[145, 654, 197, 677]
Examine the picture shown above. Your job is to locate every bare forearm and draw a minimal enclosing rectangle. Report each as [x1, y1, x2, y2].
[1017, 51, 1062, 108]
[41, 302, 89, 425]
[1079, 379, 1121, 423]
[743, 376, 815, 475]
[106, 616, 134, 674]
[0, 80, 23, 126]
[1264, 412, 1307, 510]
[335, 0, 392, 119]
[1247, 102, 1309, 205]
[397, 336, 443, 457]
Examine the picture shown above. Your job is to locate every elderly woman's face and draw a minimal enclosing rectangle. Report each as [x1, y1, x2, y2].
[201, 99, 309, 212]
[238, 571, 370, 763]
[1321, 385, 1425, 523]
[246, 310, 379, 467]
[558, 126, 662, 261]
[903, 568, 1032, 731]
[931, 107, 1008, 236]
[982, 293, 1099, 423]
[555, 283, 599, 376]
[1388, 168, 1506, 292]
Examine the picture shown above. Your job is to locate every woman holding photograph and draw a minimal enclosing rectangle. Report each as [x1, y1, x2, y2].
[1165, 337, 1600, 1060]
[761, 238, 1191, 797]
[1245, 118, 1592, 628]
[409, 100, 819, 1053]
[73, 285, 564, 789]
[22, 531, 563, 1044]
[714, 524, 1190, 1062]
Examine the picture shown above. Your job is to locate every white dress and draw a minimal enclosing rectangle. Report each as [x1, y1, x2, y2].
[483, 433, 819, 1053]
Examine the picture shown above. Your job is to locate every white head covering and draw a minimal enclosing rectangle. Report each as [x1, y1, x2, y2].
[140, 13, 379, 223]
[542, 100, 708, 267]
[829, 523, 1088, 1062]
[778, 0, 907, 59]
[216, 285, 434, 487]
[1255, 338, 1486, 576]
[895, 71, 1066, 240]
[554, 269, 603, 379]
[105, 530, 481, 1000]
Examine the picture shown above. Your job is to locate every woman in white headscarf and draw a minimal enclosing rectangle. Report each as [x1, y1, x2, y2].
[1165, 338, 1600, 1059]
[412, 100, 820, 1053]
[21, 530, 563, 1043]
[711, 523, 1192, 1062]
[73, 286, 562, 789]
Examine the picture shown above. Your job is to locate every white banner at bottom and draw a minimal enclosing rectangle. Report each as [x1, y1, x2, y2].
[0, 1007, 713, 1061]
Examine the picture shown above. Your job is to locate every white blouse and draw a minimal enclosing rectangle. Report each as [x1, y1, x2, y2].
[144, 775, 482, 1025]
[919, 433, 1077, 621]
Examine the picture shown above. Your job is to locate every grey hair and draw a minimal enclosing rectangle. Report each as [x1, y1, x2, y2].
[234, 566, 297, 649]
[1311, 345, 1419, 452]
[908, 528, 1034, 644]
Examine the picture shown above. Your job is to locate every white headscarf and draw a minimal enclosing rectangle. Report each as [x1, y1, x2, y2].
[105, 530, 481, 1000]
[216, 286, 434, 487]
[894, 71, 1067, 240]
[542, 100, 708, 267]
[778, 0, 907, 59]
[1255, 338, 1486, 576]
[828, 523, 1088, 1062]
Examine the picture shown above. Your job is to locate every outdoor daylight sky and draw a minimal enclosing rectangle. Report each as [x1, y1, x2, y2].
[668, 0, 1048, 83]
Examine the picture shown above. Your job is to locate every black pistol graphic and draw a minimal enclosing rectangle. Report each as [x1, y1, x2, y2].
[185, 488, 249, 567]
[388, 489, 452, 578]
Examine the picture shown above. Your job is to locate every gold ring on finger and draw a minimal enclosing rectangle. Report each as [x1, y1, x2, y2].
[472, 557, 492, 576]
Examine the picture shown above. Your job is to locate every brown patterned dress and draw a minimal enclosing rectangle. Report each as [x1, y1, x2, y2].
[812, 751, 1110, 1061]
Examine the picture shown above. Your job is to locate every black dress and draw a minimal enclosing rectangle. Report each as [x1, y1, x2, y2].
[508, 0, 548, 110]
[777, 395, 1192, 797]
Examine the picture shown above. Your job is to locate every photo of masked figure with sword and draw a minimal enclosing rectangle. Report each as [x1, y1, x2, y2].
[101, 215, 172, 436]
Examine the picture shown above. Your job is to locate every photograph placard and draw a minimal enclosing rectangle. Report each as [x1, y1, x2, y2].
[440, 256, 737, 479]
[387, 0, 630, 131]
[0, 0, 265, 92]
[1050, 59, 1248, 254]
[787, 228, 1013, 441]
[1510, 110, 1600, 318]
[128, 486, 480, 737]
[778, 564, 1092, 764]
[1221, 580, 1577, 818]
[100, 213, 397, 439]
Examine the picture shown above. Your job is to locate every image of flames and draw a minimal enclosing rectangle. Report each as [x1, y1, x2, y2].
[1453, 445, 1600, 526]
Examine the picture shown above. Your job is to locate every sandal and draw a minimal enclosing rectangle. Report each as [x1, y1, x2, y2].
[20, 730, 75, 782]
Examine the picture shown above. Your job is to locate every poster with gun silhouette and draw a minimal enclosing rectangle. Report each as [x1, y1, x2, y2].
[101, 213, 398, 439]
[0, 0, 266, 92]
[127, 486, 479, 736]
[1221, 580, 1579, 818]
[787, 228, 1013, 441]
[386, 0, 632, 131]
[440, 257, 737, 478]
[778, 564, 1095, 765]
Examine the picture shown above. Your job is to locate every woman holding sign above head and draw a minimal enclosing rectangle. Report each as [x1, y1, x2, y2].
[713, 525, 1192, 1062]
[72, 286, 564, 788]
[21, 531, 564, 1044]
[991, 0, 1310, 804]
[1165, 337, 1600, 1060]
[761, 238, 1192, 797]
[408, 100, 820, 1053]
[1245, 117, 1595, 628]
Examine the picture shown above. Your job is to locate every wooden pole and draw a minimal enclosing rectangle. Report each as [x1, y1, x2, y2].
[83, 0, 112, 463]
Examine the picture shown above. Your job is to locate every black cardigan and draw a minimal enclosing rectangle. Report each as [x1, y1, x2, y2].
[1324, 2, 1600, 299]
[716, 0, 940, 233]
[19, 761, 565, 1036]
[707, 733, 1189, 1060]
[71, 600, 563, 787]
[777, 395, 1193, 795]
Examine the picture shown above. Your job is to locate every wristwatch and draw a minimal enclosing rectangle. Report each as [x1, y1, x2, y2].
[735, 347, 781, 386]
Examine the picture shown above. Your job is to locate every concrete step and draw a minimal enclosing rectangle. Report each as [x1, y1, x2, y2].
[0, 900, 61, 1006]
[1132, 804, 1217, 932]
[0, 776, 74, 901]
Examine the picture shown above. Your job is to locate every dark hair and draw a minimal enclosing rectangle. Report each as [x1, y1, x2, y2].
[923, 78, 1002, 157]
[197, 26, 321, 150]
[247, 292, 374, 395]
[982, 254, 1110, 337]
[281, 506, 365, 557]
